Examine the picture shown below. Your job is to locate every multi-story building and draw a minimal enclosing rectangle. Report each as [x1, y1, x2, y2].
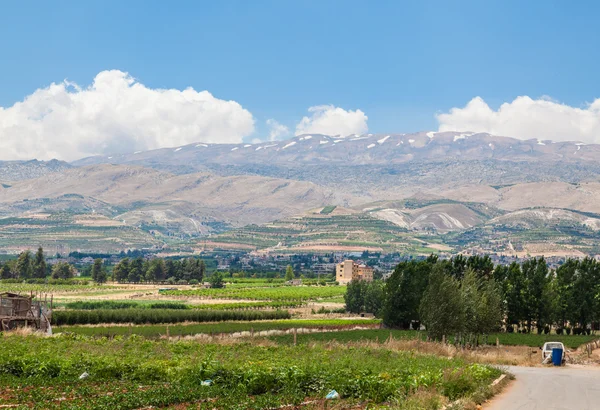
[335, 260, 374, 285]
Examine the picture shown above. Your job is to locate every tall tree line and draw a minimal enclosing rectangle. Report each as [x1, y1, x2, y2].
[112, 257, 205, 283]
[349, 255, 600, 342]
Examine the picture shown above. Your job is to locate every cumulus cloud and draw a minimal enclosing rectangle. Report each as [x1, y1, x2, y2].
[295, 105, 368, 137]
[265, 119, 289, 141]
[0, 70, 255, 161]
[437, 96, 600, 143]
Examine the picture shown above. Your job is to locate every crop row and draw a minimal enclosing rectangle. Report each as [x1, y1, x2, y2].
[163, 285, 346, 301]
[52, 308, 291, 326]
[63, 301, 188, 310]
[55, 319, 381, 338]
[61, 300, 305, 311]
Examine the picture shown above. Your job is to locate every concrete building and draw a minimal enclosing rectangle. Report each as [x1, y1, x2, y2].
[335, 260, 374, 285]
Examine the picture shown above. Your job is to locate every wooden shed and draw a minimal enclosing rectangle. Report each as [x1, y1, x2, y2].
[0, 292, 52, 333]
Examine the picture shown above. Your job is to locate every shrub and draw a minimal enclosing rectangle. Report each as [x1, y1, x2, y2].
[556, 327, 563, 335]
[566, 327, 572, 335]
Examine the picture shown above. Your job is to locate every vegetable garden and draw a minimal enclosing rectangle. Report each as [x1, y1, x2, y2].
[0, 335, 503, 409]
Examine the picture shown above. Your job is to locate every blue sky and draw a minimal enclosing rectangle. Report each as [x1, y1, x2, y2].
[1, 1, 600, 160]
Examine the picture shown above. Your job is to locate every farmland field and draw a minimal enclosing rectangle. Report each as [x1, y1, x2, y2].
[162, 285, 346, 301]
[0, 335, 503, 409]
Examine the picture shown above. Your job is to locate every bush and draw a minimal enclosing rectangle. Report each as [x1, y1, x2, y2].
[189, 279, 199, 285]
[506, 325, 514, 333]
[543, 326, 550, 335]
[566, 327, 572, 335]
[177, 279, 188, 285]
[556, 327, 563, 335]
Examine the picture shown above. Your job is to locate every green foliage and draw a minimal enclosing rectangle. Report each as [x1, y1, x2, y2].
[210, 271, 225, 288]
[52, 308, 291, 326]
[33, 247, 47, 278]
[164, 284, 345, 301]
[285, 265, 294, 281]
[383, 258, 433, 328]
[419, 264, 464, 341]
[15, 250, 33, 279]
[344, 280, 384, 316]
[51, 261, 75, 279]
[0, 336, 501, 408]
[63, 301, 189, 310]
[91, 258, 107, 284]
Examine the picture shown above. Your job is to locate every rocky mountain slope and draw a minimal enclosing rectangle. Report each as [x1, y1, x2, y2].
[3, 131, 600, 254]
[0, 159, 71, 183]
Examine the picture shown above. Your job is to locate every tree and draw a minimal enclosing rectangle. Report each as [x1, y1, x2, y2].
[555, 259, 577, 329]
[522, 257, 553, 333]
[461, 269, 503, 344]
[15, 250, 33, 279]
[569, 257, 600, 330]
[383, 260, 432, 328]
[363, 280, 385, 317]
[0, 262, 13, 279]
[91, 258, 107, 284]
[33, 247, 47, 278]
[285, 265, 294, 281]
[128, 257, 144, 282]
[419, 264, 464, 341]
[210, 271, 224, 288]
[113, 258, 130, 282]
[51, 262, 75, 279]
[504, 262, 526, 329]
[146, 258, 166, 282]
[344, 279, 365, 313]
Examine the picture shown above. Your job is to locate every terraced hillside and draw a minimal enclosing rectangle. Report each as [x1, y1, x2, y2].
[210, 207, 452, 254]
[0, 213, 161, 253]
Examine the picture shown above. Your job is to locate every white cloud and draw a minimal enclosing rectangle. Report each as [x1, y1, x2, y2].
[0, 70, 255, 161]
[265, 119, 289, 141]
[437, 96, 600, 143]
[295, 105, 368, 137]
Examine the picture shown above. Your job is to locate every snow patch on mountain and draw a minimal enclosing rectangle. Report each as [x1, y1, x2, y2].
[377, 135, 391, 145]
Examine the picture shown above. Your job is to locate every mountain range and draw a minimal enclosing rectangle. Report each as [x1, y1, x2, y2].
[2, 131, 600, 256]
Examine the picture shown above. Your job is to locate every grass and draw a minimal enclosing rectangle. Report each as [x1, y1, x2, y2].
[55, 319, 381, 338]
[269, 329, 598, 349]
[0, 334, 502, 409]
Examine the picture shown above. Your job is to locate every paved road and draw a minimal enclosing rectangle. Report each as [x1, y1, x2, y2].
[487, 366, 600, 409]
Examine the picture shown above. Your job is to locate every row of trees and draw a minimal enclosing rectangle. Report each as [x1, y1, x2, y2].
[348, 255, 600, 342]
[112, 257, 205, 283]
[0, 248, 77, 280]
[0, 248, 47, 279]
[0, 248, 206, 284]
